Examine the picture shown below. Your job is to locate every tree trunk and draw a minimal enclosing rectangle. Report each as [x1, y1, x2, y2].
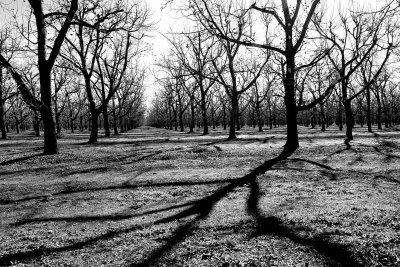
[103, 104, 110, 137]
[283, 47, 299, 154]
[53, 91, 61, 135]
[337, 100, 343, 131]
[200, 93, 209, 135]
[40, 68, 58, 154]
[89, 112, 99, 143]
[366, 85, 372, 132]
[189, 99, 195, 133]
[256, 102, 263, 132]
[376, 87, 382, 130]
[15, 117, 20, 134]
[222, 103, 227, 130]
[0, 66, 6, 139]
[268, 103, 273, 130]
[80, 115, 84, 132]
[0, 102, 6, 139]
[55, 111, 61, 135]
[70, 109, 74, 133]
[320, 103, 326, 132]
[33, 112, 40, 137]
[344, 99, 354, 147]
[112, 104, 118, 135]
[228, 93, 238, 140]
[311, 107, 317, 129]
[119, 116, 124, 133]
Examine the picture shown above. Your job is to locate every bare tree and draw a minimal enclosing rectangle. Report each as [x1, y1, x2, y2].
[61, 0, 151, 143]
[0, 0, 77, 154]
[317, 5, 395, 146]
[167, 29, 218, 135]
[0, 28, 19, 139]
[189, 0, 334, 155]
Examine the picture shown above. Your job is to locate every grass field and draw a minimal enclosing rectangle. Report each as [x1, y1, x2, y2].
[0, 126, 399, 266]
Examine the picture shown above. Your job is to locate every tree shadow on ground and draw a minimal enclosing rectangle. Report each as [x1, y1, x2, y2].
[0, 153, 44, 166]
[247, 179, 360, 267]
[3, 176, 240, 205]
[0, 152, 360, 267]
[0, 152, 283, 266]
[130, 153, 359, 266]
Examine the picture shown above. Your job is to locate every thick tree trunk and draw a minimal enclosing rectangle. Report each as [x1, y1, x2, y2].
[40, 68, 58, 154]
[200, 93, 209, 135]
[228, 93, 238, 140]
[89, 112, 99, 143]
[283, 46, 299, 155]
[344, 99, 354, 147]
[236, 115, 241, 131]
[188, 99, 195, 133]
[284, 93, 299, 154]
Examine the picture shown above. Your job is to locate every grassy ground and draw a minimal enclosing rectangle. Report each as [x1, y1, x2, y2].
[0, 125, 399, 267]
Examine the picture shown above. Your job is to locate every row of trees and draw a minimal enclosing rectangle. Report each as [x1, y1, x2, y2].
[148, 66, 400, 132]
[147, 0, 400, 153]
[0, 0, 152, 154]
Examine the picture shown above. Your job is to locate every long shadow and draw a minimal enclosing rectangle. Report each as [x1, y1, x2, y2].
[129, 151, 288, 266]
[288, 158, 335, 170]
[247, 178, 360, 267]
[0, 167, 50, 179]
[0, 207, 200, 266]
[1, 147, 43, 157]
[0, 151, 287, 266]
[0, 153, 43, 166]
[0, 150, 363, 266]
[13, 199, 199, 226]
[60, 166, 110, 177]
[0, 178, 240, 205]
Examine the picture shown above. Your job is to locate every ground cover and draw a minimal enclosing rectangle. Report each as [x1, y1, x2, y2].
[0, 126, 399, 266]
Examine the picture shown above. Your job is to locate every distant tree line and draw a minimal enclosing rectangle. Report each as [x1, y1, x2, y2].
[147, 0, 400, 154]
[1, 0, 400, 156]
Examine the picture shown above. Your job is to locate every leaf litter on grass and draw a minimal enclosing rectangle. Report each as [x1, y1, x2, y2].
[0, 127, 399, 266]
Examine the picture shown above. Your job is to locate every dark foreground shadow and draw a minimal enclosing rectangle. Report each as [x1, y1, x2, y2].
[0, 151, 360, 267]
[247, 179, 360, 267]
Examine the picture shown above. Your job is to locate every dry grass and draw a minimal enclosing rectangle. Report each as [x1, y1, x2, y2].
[0, 126, 399, 266]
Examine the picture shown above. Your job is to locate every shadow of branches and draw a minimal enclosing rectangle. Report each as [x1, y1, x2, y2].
[0, 150, 362, 267]
[246, 178, 360, 267]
